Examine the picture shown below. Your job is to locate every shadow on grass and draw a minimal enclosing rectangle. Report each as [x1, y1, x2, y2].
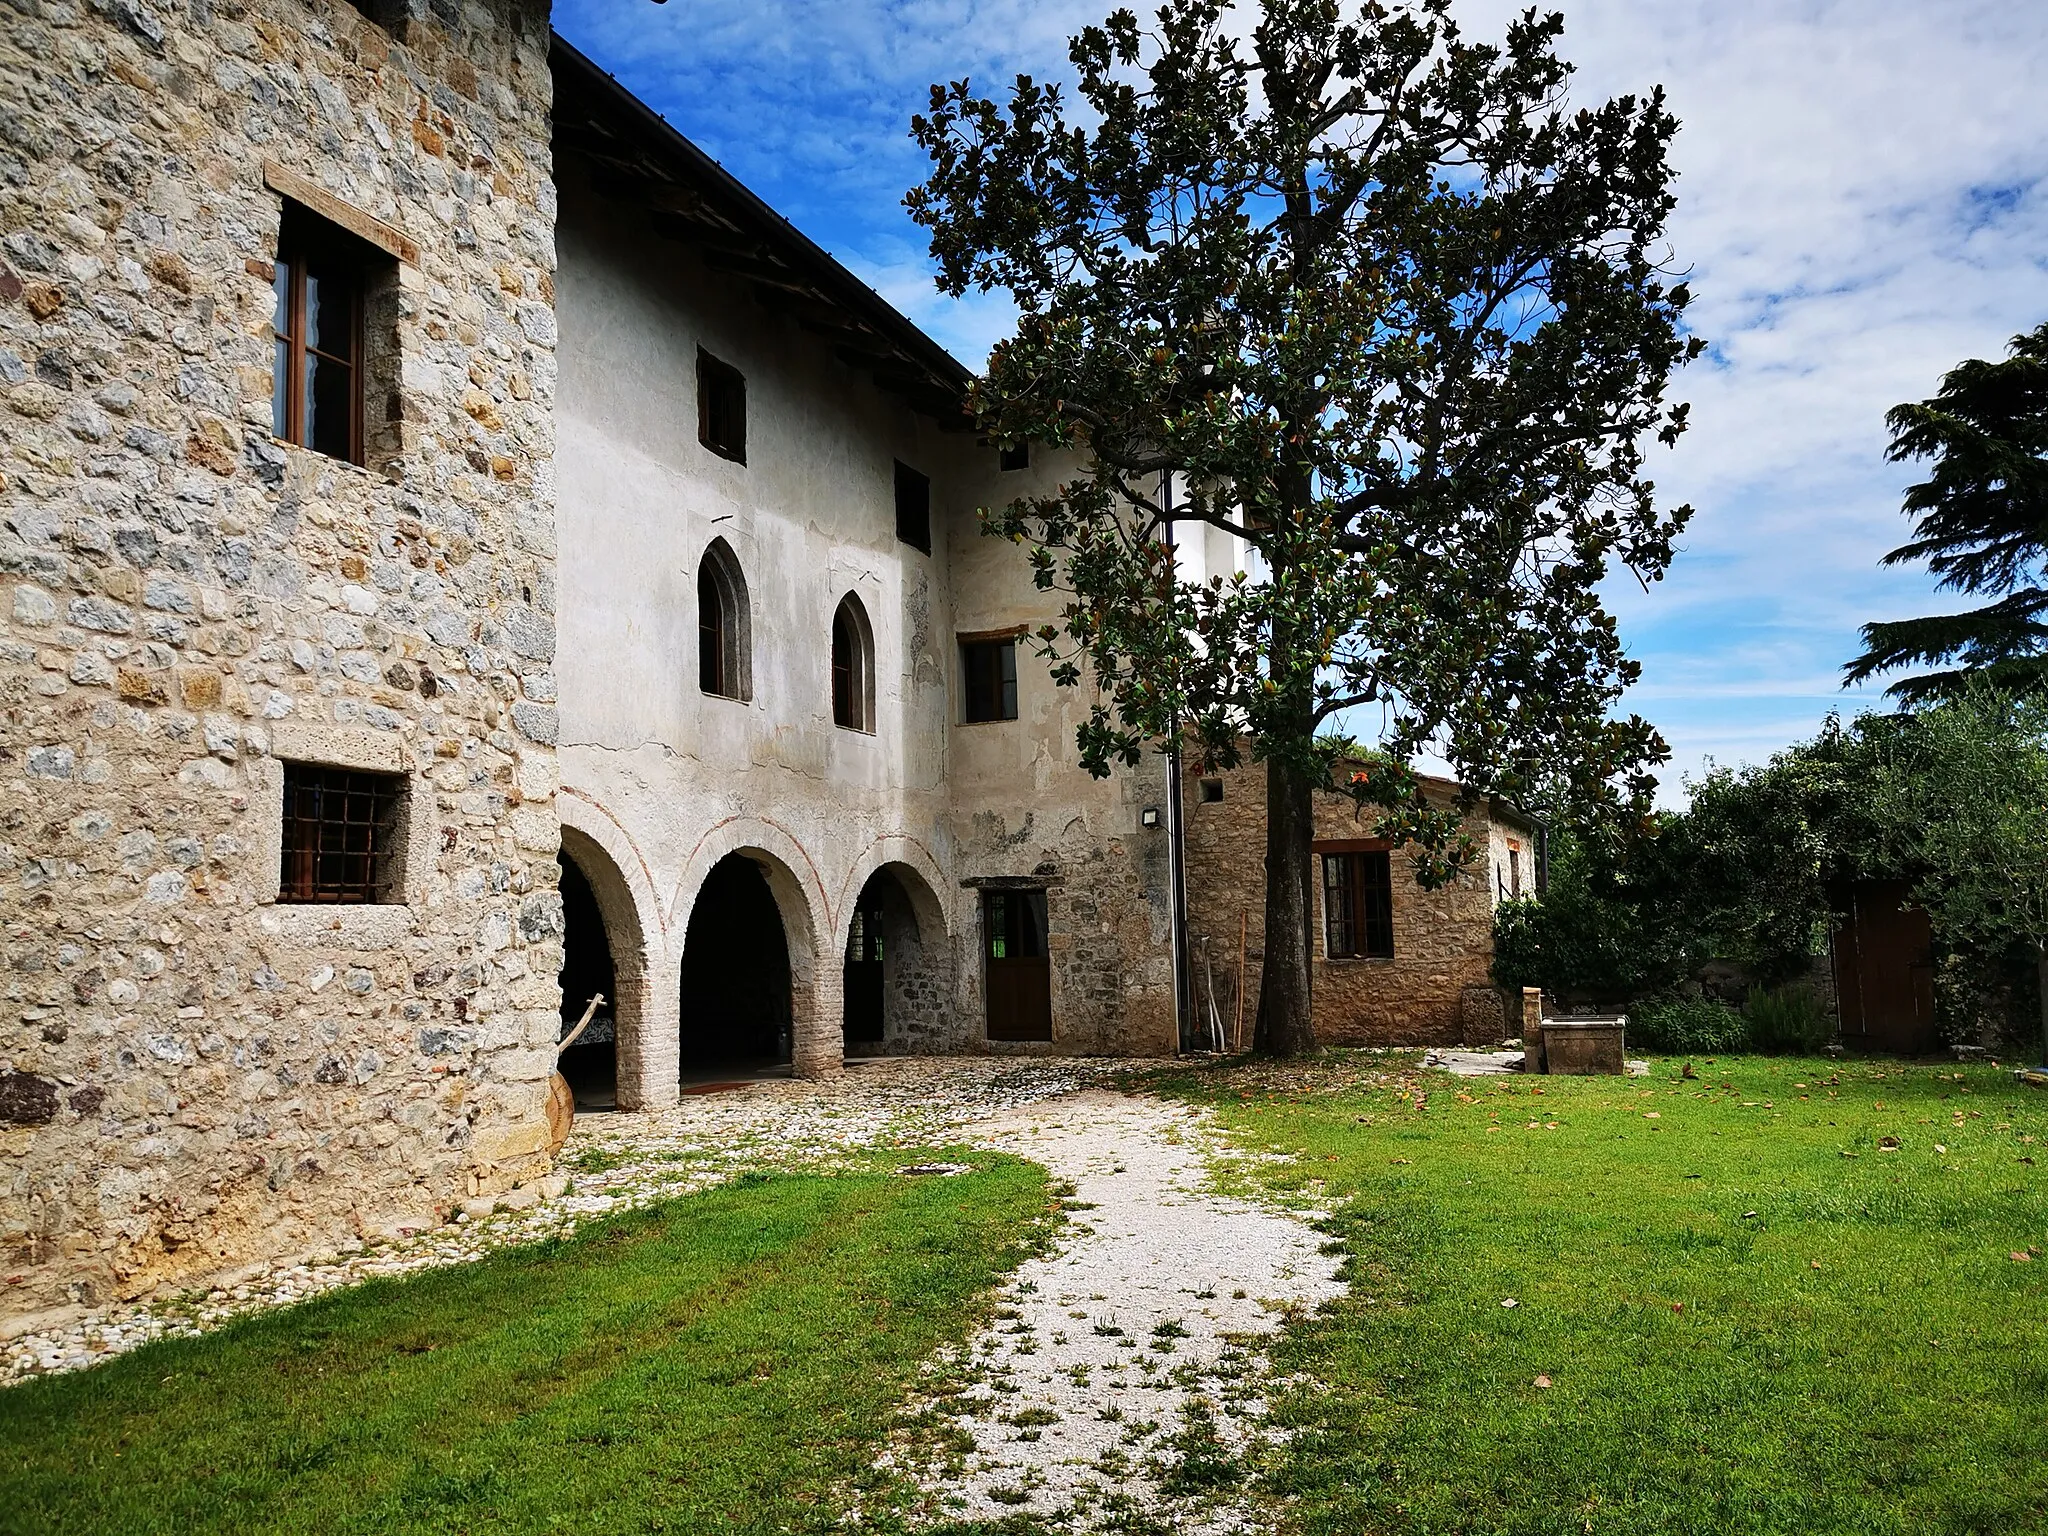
[1, 1153, 1052, 1536]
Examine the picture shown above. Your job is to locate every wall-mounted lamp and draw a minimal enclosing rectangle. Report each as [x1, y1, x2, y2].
[1140, 807, 1161, 829]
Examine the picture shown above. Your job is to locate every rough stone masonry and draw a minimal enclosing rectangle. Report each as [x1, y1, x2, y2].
[0, 0, 564, 1327]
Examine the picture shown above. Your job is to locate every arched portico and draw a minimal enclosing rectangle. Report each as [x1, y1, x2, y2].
[673, 824, 838, 1079]
[841, 858, 952, 1056]
[559, 793, 677, 1111]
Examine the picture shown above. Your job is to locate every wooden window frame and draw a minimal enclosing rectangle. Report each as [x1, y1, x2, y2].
[273, 209, 367, 466]
[278, 763, 406, 904]
[1321, 847, 1394, 960]
[895, 460, 931, 553]
[698, 349, 747, 464]
[831, 594, 874, 733]
[960, 635, 1018, 723]
[697, 540, 751, 701]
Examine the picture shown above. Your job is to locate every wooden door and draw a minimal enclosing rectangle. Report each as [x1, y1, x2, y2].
[1833, 880, 1937, 1055]
[984, 889, 1053, 1041]
[843, 898, 885, 1046]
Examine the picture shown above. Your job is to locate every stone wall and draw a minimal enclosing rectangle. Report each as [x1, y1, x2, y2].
[0, 0, 561, 1327]
[1182, 757, 1514, 1047]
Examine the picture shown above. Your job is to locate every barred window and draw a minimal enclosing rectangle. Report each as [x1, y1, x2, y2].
[1323, 850, 1393, 959]
[279, 764, 406, 903]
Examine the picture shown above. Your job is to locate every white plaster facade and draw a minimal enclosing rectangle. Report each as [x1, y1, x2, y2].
[546, 74, 1178, 1105]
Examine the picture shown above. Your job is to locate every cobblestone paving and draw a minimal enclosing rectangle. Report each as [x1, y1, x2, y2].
[2, 1057, 1125, 1385]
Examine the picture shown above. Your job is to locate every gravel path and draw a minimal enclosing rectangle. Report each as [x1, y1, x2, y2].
[7, 1055, 1353, 1535]
[889, 1089, 1346, 1533]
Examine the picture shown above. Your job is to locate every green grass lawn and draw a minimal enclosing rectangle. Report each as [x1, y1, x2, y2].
[1163, 1055, 2048, 1536]
[0, 1155, 1050, 1536]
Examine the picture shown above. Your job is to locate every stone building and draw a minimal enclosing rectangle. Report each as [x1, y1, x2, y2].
[0, 0, 564, 1323]
[542, 41, 1176, 1113]
[0, 0, 1175, 1327]
[1180, 756, 1536, 1047]
[0, 0, 1524, 1332]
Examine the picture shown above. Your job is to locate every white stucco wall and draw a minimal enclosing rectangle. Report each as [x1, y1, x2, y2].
[552, 169, 1175, 1100]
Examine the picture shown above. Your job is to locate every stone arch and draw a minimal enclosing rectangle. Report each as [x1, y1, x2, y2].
[839, 849, 954, 1056]
[558, 792, 677, 1111]
[672, 819, 836, 1078]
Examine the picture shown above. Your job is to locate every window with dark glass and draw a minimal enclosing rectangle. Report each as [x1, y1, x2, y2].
[832, 594, 873, 732]
[999, 442, 1029, 471]
[961, 636, 1018, 723]
[895, 460, 931, 553]
[698, 540, 750, 700]
[698, 349, 746, 463]
[273, 201, 383, 465]
[1322, 849, 1394, 959]
[279, 763, 406, 904]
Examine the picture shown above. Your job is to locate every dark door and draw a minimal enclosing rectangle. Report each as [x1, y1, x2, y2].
[1833, 880, 1937, 1055]
[843, 897, 885, 1046]
[984, 889, 1053, 1041]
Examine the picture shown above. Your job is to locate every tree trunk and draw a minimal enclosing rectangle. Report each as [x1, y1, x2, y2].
[1255, 745, 1318, 1056]
[2037, 944, 2048, 1068]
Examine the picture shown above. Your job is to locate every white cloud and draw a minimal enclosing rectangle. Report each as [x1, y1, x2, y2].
[557, 0, 2048, 803]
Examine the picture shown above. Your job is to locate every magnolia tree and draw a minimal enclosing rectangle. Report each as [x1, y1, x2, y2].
[910, 0, 1700, 1053]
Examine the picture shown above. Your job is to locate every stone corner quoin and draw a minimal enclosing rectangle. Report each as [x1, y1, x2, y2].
[0, 0, 563, 1320]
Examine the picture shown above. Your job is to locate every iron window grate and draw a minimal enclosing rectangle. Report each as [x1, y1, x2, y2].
[279, 764, 406, 903]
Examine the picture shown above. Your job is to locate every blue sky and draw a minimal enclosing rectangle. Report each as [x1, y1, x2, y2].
[555, 0, 2048, 802]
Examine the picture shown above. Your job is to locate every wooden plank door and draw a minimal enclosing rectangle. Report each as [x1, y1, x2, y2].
[984, 889, 1053, 1041]
[1832, 881, 1937, 1055]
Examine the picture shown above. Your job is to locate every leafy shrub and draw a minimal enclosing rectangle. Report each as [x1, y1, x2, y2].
[1744, 984, 1834, 1052]
[1631, 994, 1749, 1055]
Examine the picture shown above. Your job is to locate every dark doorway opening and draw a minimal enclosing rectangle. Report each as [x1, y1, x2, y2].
[845, 885, 886, 1048]
[983, 887, 1053, 1041]
[557, 852, 617, 1110]
[680, 853, 793, 1069]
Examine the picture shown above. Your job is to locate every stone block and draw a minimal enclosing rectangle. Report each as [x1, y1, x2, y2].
[1538, 1019, 1626, 1076]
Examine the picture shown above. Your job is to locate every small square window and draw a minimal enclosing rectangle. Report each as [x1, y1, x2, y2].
[279, 763, 407, 904]
[961, 637, 1018, 723]
[895, 460, 931, 553]
[999, 442, 1029, 471]
[699, 349, 746, 463]
[1199, 776, 1224, 804]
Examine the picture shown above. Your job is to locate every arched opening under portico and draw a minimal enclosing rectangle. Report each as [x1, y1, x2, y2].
[556, 850, 618, 1108]
[842, 862, 949, 1056]
[679, 852, 795, 1070]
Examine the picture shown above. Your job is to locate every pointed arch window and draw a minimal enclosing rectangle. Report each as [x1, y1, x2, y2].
[832, 593, 875, 733]
[697, 539, 751, 701]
